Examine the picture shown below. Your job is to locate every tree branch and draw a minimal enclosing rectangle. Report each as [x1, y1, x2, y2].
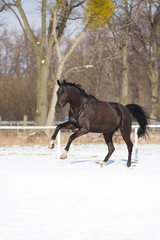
[52, 6, 62, 63]
[1, 0, 16, 11]
[15, 2, 39, 54]
[63, 27, 86, 63]
[64, 64, 93, 75]
[71, 0, 85, 10]
[40, 0, 47, 51]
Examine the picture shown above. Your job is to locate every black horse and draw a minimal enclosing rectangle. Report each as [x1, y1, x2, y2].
[49, 80, 148, 167]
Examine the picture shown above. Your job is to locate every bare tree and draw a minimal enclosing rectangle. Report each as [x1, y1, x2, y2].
[0, 30, 37, 120]
[46, 1, 87, 126]
[1, 0, 85, 125]
[131, 0, 160, 119]
[110, 0, 141, 104]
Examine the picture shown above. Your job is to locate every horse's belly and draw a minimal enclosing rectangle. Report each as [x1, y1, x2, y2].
[90, 120, 118, 133]
[89, 104, 120, 133]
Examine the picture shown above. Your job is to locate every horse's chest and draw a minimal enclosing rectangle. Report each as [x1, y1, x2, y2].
[69, 110, 82, 127]
[69, 108, 91, 129]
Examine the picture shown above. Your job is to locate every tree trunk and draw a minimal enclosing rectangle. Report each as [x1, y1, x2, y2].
[121, 42, 129, 105]
[35, 59, 49, 125]
[149, 35, 159, 120]
[45, 63, 64, 126]
[120, 0, 130, 105]
[46, 29, 86, 126]
[150, 71, 158, 119]
[149, 64, 159, 120]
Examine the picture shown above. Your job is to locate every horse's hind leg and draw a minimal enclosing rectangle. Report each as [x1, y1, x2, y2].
[102, 132, 115, 166]
[120, 127, 133, 167]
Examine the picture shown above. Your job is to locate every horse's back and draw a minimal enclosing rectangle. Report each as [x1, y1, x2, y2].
[89, 100, 131, 133]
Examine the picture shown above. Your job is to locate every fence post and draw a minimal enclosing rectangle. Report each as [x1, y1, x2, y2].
[23, 115, 28, 126]
[57, 130, 61, 161]
[134, 127, 138, 162]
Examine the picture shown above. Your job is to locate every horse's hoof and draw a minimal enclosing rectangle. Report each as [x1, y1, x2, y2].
[100, 162, 106, 167]
[60, 154, 67, 159]
[60, 150, 68, 159]
[127, 162, 131, 168]
[95, 161, 106, 167]
[48, 140, 55, 149]
[49, 144, 54, 149]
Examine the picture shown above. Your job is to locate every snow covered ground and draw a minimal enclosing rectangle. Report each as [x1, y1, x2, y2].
[0, 143, 160, 240]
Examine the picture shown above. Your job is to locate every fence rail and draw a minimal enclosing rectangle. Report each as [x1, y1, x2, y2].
[0, 125, 160, 161]
[0, 121, 35, 126]
[0, 125, 60, 160]
[0, 126, 55, 130]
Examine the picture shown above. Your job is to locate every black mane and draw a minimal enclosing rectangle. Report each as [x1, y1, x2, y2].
[63, 80, 89, 97]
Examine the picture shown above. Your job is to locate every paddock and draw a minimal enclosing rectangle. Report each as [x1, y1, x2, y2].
[0, 142, 160, 240]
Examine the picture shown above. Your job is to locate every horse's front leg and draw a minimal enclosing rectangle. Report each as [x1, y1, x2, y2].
[48, 121, 75, 149]
[60, 127, 88, 159]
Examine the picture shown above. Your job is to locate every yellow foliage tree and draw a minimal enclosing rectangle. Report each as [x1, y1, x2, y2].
[83, 0, 115, 28]
[56, 0, 64, 9]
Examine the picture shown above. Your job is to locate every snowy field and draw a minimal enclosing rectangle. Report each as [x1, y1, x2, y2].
[0, 143, 160, 240]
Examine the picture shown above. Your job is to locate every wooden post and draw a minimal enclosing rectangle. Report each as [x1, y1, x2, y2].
[23, 115, 28, 126]
[0, 116, 1, 126]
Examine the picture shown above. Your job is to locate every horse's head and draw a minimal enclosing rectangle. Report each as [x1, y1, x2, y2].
[55, 80, 69, 112]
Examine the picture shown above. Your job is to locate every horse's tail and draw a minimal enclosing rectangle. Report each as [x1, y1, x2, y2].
[125, 104, 149, 138]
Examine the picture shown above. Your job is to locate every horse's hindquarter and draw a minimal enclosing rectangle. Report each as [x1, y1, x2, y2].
[90, 101, 122, 133]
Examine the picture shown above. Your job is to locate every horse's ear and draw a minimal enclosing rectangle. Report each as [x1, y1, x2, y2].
[57, 80, 61, 86]
[62, 79, 67, 86]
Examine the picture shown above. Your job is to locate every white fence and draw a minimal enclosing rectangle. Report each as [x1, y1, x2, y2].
[0, 125, 160, 161]
[132, 125, 160, 161]
[0, 126, 61, 160]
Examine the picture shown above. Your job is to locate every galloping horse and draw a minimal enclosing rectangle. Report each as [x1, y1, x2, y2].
[49, 80, 148, 167]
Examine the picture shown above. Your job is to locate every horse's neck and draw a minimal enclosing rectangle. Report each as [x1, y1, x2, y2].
[69, 87, 88, 113]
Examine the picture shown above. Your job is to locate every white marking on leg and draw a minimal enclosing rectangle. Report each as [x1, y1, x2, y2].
[49, 139, 55, 149]
[101, 162, 107, 167]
